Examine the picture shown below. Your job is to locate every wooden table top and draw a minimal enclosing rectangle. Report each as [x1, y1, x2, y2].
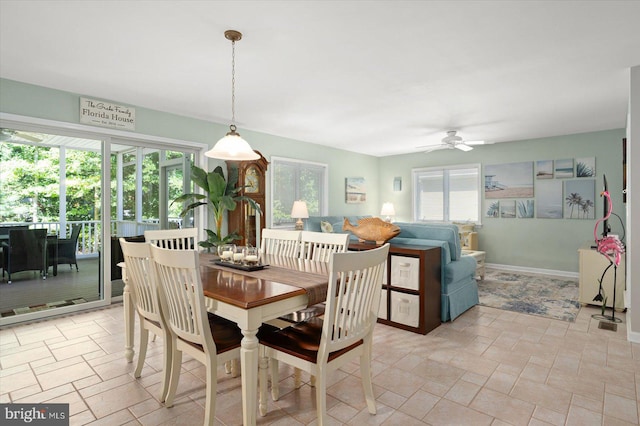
[199, 253, 329, 310]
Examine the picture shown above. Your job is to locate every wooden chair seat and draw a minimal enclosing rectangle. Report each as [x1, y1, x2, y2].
[182, 313, 243, 354]
[259, 317, 362, 363]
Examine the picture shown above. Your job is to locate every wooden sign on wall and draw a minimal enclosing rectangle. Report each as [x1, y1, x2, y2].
[80, 97, 136, 130]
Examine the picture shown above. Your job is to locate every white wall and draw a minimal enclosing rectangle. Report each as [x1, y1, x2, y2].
[627, 66, 639, 342]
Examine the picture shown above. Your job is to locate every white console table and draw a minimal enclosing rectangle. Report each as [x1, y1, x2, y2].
[578, 242, 625, 310]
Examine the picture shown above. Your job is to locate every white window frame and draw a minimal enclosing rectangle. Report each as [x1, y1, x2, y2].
[412, 163, 482, 224]
[269, 156, 329, 228]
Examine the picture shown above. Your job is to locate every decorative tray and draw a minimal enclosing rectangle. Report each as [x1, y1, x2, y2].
[213, 260, 268, 272]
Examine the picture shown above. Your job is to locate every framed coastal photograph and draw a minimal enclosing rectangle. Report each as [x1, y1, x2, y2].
[536, 180, 563, 219]
[576, 157, 596, 177]
[500, 200, 516, 218]
[485, 161, 534, 199]
[536, 160, 553, 179]
[564, 179, 595, 219]
[555, 158, 574, 178]
[345, 177, 366, 203]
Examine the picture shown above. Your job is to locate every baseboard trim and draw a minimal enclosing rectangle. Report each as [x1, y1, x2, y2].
[485, 263, 579, 279]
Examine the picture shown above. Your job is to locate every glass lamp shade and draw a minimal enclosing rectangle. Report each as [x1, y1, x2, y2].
[205, 128, 260, 161]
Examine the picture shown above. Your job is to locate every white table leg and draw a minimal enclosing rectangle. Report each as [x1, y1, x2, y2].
[122, 272, 135, 363]
[241, 328, 259, 425]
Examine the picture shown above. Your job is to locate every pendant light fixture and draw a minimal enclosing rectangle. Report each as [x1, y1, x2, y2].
[205, 30, 259, 161]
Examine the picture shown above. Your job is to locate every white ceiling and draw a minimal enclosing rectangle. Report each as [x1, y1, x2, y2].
[1, 1, 639, 157]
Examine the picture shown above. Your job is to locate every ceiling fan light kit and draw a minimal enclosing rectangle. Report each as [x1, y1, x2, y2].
[420, 130, 487, 153]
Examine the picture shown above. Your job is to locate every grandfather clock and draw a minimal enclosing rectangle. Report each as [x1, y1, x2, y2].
[226, 150, 269, 247]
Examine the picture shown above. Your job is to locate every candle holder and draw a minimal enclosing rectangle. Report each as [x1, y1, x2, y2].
[243, 246, 261, 266]
[217, 244, 236, 263]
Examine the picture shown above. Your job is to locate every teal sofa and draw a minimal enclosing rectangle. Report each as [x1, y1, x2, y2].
[304, 217, 478, 322]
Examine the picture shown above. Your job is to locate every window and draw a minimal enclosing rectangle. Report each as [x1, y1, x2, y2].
[412, 164, 480, 223]
[271, 157, 328, 227]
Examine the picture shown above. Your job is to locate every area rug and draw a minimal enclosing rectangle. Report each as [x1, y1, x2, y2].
[1, 298, 87, 317]
[478, 269, 580, 322]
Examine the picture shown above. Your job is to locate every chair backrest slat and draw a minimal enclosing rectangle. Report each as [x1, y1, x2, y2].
[260, 229, 301, 257]
[319, 244, 389, 362]
[300, 231, 349, 262]
[144, 228, 198, 250]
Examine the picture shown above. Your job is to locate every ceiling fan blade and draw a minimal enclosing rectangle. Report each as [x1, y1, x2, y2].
[420, 144, 449, 153]
[455, 144, 473, 152]
[464, 140, 486, 145]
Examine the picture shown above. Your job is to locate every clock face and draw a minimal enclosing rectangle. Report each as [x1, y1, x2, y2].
[245, 167, 260, 193]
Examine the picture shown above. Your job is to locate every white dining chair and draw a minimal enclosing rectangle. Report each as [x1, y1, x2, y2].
[259, 243, 390, 425]
[119, 239, 171, 402]
[144, 227, 198, 250]
[149, 244, 243, 426]
[260, 229, 301, 258]
[299, 230, 350, 262]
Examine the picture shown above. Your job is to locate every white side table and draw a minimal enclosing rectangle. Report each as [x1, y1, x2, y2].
[462, 250, 486, 280]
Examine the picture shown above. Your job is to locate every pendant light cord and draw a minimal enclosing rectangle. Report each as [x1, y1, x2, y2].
[231, 39, 236, 126]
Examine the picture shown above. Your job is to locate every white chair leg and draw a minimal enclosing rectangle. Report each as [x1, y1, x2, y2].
[294, 368, 302, 388]
[360, 339, 376, 414]
[204, 358, 216, 426]
[269, 358, 280, 401]
[159, 332, 171, 403]
[164, 347, 182, 407]
[224, 360, 232, 374]
[315, 371, 328, 426]
[134, 325, 148, 378]
[231, 358, 239, 378]
[259, 353, 269, 417]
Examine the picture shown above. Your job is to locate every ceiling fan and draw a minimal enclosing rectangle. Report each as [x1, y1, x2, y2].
[418, 130, 487, 153]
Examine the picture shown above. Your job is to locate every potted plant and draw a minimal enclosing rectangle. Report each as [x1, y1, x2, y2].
[173, 163, 261, 251]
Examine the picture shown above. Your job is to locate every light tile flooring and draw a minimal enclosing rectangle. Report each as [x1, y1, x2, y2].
[1, 303, 638, 425]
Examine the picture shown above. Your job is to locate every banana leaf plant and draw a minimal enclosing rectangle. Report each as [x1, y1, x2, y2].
[173, 163, 261, 250]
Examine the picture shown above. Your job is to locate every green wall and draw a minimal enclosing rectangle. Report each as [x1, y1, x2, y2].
[1, 78, 625, 273]
[379, 129, 626, 273]
[0, 78, 379, 219]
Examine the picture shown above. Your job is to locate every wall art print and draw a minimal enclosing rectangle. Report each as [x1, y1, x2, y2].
[536, 180, 563, 219]
[485, 161, 534, 199]
[536, 160, 553, 179]
[564, 179, 595, 219]
[345, 177, 366, 203]
[517, 200, 535, 218]
[500, 200, 516, 218]
[485, 200, 499, 218]
[576, 157, 595, 177]
[555, 158, 574, 178]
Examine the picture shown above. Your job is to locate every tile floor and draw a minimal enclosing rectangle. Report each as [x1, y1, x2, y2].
[1, 303, 638, 425]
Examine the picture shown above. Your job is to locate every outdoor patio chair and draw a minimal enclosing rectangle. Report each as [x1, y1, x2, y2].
[57, 224, 81, 271]
[2, 229, 47, 284]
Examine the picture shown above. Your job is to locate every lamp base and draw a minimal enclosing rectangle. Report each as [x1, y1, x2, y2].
[295, 219, 304, 231]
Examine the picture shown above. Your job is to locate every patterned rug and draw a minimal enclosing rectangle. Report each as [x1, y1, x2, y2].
[1, 298, 88, 317]
[478, 269, 580, 322]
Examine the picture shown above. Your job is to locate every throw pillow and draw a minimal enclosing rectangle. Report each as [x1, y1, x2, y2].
[320, 221, 333, 233]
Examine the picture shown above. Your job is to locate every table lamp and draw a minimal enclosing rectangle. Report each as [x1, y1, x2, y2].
[291, 200, 309, 230]
[380, 202, 395, 222]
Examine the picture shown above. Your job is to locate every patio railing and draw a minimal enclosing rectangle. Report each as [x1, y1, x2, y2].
[1, 219, 183, 257]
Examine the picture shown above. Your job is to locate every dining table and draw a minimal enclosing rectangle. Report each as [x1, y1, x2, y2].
[121, 252, 330, 426]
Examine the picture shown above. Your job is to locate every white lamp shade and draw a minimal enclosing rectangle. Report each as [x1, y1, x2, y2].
[380, 202, 395, 216]
[205, 133, 260, 161]
[290, 200, 309, 219]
